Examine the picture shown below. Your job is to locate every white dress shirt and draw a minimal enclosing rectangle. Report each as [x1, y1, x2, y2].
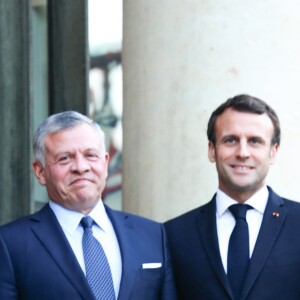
[49, 200, 122, 297]
[216, 186, 268, 273]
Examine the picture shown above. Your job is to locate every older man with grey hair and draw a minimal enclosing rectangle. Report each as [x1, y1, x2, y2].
[0, 111, 176, 300]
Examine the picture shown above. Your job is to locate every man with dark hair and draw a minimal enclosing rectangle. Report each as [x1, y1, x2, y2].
[0, 111, 176, 300]
[165, 94, 300, 299]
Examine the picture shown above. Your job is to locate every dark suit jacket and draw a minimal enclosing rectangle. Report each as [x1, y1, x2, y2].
[164, 187, 300, 300]
[0, 204, 176, 300]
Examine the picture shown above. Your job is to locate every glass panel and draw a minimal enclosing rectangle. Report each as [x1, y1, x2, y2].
[31, 1, 49, 211]
[88, 0, 123, 210]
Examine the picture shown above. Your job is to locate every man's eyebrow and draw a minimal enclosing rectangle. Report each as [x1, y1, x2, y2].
[249, 136, 266, 143]
[220, 134, 238, 141]
[220, 135, 266, 141]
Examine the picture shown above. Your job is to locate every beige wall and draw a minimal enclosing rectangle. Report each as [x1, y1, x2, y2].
[122, 0, 300, 222]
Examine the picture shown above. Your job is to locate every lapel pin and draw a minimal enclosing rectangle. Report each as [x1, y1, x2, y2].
[273, 212, 279, 217]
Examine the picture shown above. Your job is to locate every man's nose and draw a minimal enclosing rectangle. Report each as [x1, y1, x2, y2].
[71, 155, 90, 173]
[236, 141, 250, 158]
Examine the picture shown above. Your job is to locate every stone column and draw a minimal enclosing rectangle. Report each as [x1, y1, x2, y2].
[0, 0, 31, 224]
[122, 0, 300, 221]
[48, 0, 88, 114]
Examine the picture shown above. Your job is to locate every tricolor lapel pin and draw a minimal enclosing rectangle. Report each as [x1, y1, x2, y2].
[272, 212, 279, 218]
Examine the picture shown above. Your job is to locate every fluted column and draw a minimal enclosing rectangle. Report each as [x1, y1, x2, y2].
[48, 0, 88, 114]
[0, 0, 31, 224]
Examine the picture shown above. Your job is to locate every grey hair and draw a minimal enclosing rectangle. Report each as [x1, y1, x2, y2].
[33, 111, 106, 166]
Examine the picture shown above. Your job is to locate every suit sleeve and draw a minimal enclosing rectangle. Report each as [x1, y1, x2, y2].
[0, 234, 18, 300]
[161, 225, 177, 300]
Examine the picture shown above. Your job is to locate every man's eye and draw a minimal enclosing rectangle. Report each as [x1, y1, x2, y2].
[225, 138, 236, 144]
[59, 156, 70, 163]
[250, 138, 262, 144]
[86, 153, 98, 159]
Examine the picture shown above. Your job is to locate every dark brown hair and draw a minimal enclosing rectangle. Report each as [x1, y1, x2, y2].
[207, 94, 280, 146]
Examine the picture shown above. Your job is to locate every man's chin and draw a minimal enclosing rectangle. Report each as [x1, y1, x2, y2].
[230, 182, 260, 193]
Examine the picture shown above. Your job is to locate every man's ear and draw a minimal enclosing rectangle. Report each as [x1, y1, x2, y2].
[32, 161, 46, 185]
[208, 141, 216, 162]
[270, 143, 279, 164]
[105, 152, 109, 164]
[103, 152, 110, 179]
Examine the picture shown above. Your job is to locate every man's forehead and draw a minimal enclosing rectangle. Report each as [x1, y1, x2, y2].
[216, 109, 273, 126]
[215, 110, 274, 136]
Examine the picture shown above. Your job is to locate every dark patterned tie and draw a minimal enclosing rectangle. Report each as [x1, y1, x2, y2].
[227, 204, 251, 300]
[81, 216, 115, 300]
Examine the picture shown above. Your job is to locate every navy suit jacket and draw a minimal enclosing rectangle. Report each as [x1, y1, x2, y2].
[0, 204, 176, 300]
[164, 187, 300, 300]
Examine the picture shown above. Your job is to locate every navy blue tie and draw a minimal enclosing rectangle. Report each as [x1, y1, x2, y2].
[81, 216, 115, 300]
[227, 204, 251, 300]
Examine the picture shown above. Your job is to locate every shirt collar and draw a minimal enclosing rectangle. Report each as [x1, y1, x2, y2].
[49, 199, 111, 236]
[216, 185, 269, 218]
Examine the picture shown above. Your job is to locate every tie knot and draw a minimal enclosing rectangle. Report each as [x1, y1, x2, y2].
[81, 216, 94, 230]
[229, 204, 251, 220]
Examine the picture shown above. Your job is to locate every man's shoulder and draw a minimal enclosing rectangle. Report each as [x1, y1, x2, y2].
[164, 200, 213, 228]
[105, 205, 162, 228]
[268, 187, 300, 209]
[0, 204, 50, 235]
[281, 197, 300, 211]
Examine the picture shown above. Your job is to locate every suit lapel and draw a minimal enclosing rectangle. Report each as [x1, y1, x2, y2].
[240, 188, 286, 300]
[196, 198, 233, 298]
[30, 205, 94, 300]
[106, 207, 140, 300]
